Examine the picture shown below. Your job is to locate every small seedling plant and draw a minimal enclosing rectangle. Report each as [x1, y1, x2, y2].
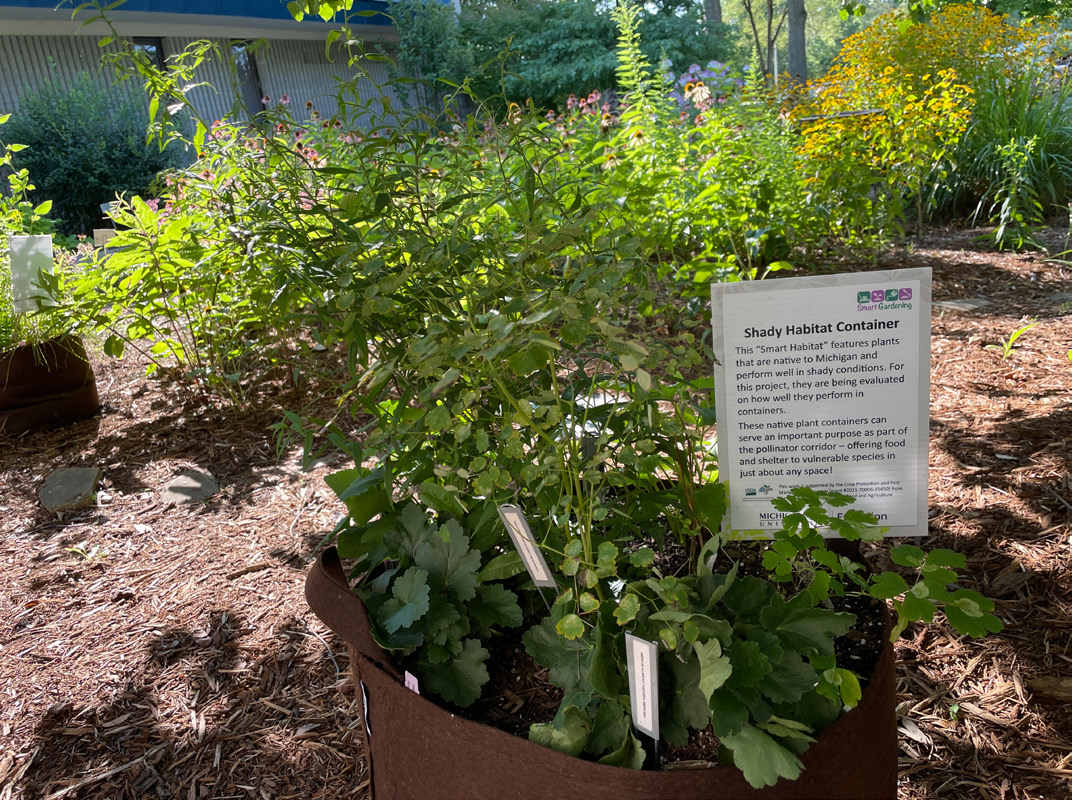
[986, 319, 1037, 360]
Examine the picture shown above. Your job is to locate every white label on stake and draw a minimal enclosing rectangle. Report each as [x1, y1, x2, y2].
[404, 671, 420, 694]
[625, 633, 659, 740]
[8, 235, 55, 314]
[497, 504, 556, 588]
[360, 681, 371, 736]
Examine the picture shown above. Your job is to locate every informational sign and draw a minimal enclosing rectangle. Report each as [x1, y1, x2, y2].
[711, 268, 930, 538]
[497, 504, 556, 588]
[625, 633, 659, 740]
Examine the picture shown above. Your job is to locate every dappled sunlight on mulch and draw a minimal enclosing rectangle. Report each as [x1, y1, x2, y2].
[0, 227, 1069, 799]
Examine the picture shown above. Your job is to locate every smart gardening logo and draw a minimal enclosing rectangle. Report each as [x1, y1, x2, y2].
[857, 287, 912, 311]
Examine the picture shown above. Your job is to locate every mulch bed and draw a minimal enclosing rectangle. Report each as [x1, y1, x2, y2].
[1, 226, 1070, 799]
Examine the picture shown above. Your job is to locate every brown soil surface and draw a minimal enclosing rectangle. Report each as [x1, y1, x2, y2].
[1, 227, 1071, 799]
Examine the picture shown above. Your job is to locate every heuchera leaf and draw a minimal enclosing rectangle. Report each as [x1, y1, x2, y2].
[378, 567, 430, 634]
[721, 722, 805, 789]
[726, 640, 771, 688]
[385, 502, 431, 560]
[415, 528, 481, 601]
[421, 638, 489, 708]
[709, 689, 750, 737]
[529, 705, 590, 757]
[760, 594, 854, 658]
[669, 655, 710, 731]
[585, 700, 632, 757]
[757, 651, 817, 705]
[421, 600, 467, 649]
[523, 617, 594, 692]
[468, 583, 522, 630]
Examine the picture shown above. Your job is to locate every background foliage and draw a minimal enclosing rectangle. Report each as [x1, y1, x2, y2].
[4, 72, 186, 236]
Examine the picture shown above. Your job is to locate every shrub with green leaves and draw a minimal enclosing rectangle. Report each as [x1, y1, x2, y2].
[939, 61, 1072, 248]
[5, 72, 185, 236]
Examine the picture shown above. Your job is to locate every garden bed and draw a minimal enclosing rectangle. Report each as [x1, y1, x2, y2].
[0, 228, 1070, 799]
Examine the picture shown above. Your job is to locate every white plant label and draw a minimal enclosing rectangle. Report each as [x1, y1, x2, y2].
[8, 235, 54, 314]
[404, 671, 420, 695]
[625, 633, 659, 740]
[497, 504, 556, 588]
[712, 268, 930, 538]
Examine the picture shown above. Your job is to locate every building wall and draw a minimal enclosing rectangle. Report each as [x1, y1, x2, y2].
[0, 34, 403, 126]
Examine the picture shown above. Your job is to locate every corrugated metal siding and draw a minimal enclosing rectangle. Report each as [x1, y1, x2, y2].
[0, 0, 397, 24]
[0, 35, 129, 112]
[1, 34, 408, 126]
[256, 38, 402, 121]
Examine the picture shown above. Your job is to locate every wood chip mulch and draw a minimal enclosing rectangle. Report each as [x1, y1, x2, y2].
[1, 226, 1070, 799]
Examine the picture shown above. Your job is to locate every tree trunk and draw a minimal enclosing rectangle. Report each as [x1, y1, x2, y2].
[704, 0, 723, 27]
[787, 0, 807, 85]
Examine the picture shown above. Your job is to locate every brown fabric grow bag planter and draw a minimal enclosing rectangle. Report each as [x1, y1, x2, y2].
[0, 336, 100, 436]
[306, 547, 897, 800]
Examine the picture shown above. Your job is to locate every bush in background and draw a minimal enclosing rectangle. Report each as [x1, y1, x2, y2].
[800, 4, 1072, 247]
[5, 72, 186, 236]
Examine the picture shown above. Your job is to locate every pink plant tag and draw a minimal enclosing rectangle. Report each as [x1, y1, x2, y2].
[404, 671, 420, 694]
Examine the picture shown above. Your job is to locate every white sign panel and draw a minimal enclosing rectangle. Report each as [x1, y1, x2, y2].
[8, 234, 54, 314]
[712, 268, 930, 538]
[497, 504, 556, 588]
[625, 633, 659, 740]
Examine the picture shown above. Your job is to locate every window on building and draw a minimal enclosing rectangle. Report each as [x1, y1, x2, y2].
[132, 37, 165, 71]
[231, 40, 265, 121]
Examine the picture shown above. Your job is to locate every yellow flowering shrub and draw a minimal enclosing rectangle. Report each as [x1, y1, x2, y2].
[827, 4, 1058, 102]
[788, 6, 1037, 246]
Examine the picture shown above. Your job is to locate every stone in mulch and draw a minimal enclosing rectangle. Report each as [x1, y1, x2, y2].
[933, 297, 993, 313]
[39, 467, 104, 513]
[161, 469, 219, 505]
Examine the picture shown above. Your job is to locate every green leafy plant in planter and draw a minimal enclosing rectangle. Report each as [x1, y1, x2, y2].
[1, 115, 100, 435]
[339, 500, 523, 706]
[0, 114, 69, 354]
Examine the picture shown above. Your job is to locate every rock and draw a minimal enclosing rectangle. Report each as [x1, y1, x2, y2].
[40, 467, 104, 513]
[933, 298, 993, 313]
[303, 453, 345, 472]
[161, 470, 219, 505]
[1027, 677, 1072, 703]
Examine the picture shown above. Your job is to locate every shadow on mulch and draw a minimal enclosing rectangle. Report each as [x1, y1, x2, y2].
[14, 611, 367, 799]
[4, 386, 361, 543]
